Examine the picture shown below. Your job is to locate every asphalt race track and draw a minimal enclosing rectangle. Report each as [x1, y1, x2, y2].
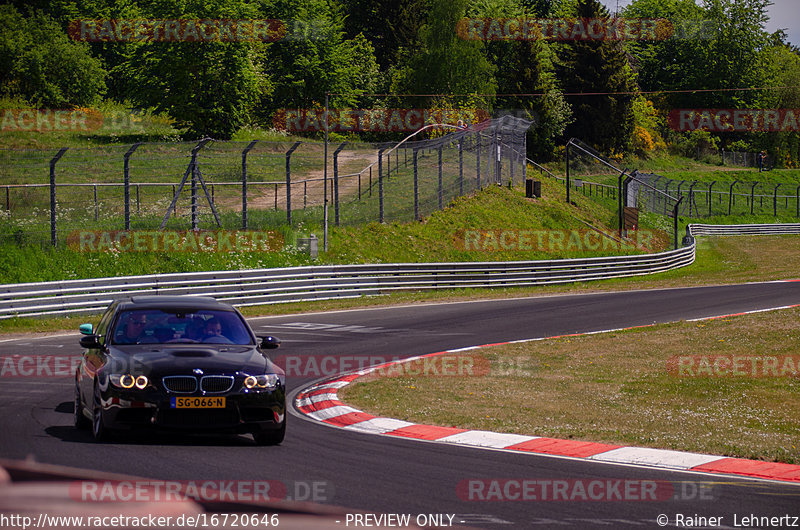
[1, 282, 799, 528]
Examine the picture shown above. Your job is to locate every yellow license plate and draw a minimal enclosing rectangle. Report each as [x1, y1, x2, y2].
[171, 396, 226, 409]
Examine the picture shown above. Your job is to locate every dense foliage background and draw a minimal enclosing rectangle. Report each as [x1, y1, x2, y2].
[1, 0, 798, 164]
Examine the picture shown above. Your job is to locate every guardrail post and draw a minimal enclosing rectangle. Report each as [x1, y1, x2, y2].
[378, 148, 386, 223]
[49, 147, 68, 247]
[413, 148, 419, 221]
[123, 142, 142, 230]
[241, 140, 258, 229]
[438, 145, 443, 210]
[728, 180, 739, 215]
[750, 182, 758, 215]
[285, 141, 301, 225]
[773, 184, 781, 216]
[333, 142, 347, 226]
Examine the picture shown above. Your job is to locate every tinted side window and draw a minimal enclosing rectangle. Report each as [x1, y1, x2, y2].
[95, 303, 117, 346]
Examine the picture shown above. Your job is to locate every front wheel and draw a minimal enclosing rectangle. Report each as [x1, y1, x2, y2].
[91, 385, 113, 442]
[74, 383, 90, 430]
[253, 419, 285, 446]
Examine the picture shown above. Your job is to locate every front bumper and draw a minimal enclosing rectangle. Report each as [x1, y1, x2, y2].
[99, 388, 286, 434]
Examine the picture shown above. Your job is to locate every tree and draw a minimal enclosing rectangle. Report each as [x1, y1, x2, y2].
[499, 37, 571, 159]
[340, 0, 430, 70]
[0, 5, 106, 107]
[556, 0, 637, 154]
[259, 0, 381, 116]
[624, 0, 772, 109]
[115, 0, 265, 139]
[392, 0, 497, 100]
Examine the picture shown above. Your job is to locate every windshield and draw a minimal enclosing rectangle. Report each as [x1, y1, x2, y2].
[111, 309, 254, 345]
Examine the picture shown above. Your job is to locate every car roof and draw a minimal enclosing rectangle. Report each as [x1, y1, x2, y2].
[117, 296, 235, 312]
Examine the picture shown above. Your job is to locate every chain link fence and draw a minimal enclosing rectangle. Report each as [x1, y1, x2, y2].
[0, 116, 532, 246]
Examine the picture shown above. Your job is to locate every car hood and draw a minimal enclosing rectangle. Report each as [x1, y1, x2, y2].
[107, 344, 283, 377]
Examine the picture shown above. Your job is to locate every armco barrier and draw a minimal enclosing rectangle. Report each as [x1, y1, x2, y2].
[0, 224, 797, 320]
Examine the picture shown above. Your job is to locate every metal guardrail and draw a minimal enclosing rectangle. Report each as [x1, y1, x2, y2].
[0, 224, 797, 320]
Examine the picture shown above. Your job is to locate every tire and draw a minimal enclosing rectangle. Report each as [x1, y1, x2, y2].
[253, 418, 286, 446]
[91, 384, 113, 442]
[74, 382, 90, 430]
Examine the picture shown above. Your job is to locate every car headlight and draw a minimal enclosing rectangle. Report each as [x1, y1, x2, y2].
[110, 374, 149, 390]
[243, 374, 280, 391]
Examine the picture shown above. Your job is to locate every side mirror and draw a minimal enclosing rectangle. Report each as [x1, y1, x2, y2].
[79, 323, 94, 335]
[80, 334, 102, 349]
[259, 335, 281, 349]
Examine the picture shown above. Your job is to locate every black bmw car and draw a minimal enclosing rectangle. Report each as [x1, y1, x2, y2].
[74, 296, 286, 444]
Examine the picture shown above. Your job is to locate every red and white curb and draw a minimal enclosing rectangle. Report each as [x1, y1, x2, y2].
[294, 304, 800, 485]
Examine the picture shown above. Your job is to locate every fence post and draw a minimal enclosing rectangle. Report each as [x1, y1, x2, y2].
[750, 182, 758, 215]
[796, 184, 800, 218]
[774, 184, 781, 216]
[241, 140, 258, 229]
[618, 170, 629, 238]
[476, 134, 481, 190]
[49, 147, 68, 247]
[191, 164, 198, 230]
[687, 181, 697, 217]
[438, 145, 443, 210]
[707, 181, 716, 217]
[378, 148, 386, 222]
[458, 138, 463, 196]
[123, 142, 142, 230]
[728, 180, 739, 215]
[4, 187, 9, 216]
[673, 197, 683, 250]
[285, 141, 302, 225]
[159, 139, 209, 230]
[93, 184, 98, 221]
[565, 141, 571, 204]
[413, 148, 419, 221]
[333, 142, 347, 226]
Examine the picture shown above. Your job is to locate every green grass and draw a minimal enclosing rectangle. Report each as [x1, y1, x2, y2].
[341, 306, 800, 463]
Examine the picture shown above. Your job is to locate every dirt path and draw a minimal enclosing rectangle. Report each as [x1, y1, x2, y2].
[211, 149, 380, 212]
